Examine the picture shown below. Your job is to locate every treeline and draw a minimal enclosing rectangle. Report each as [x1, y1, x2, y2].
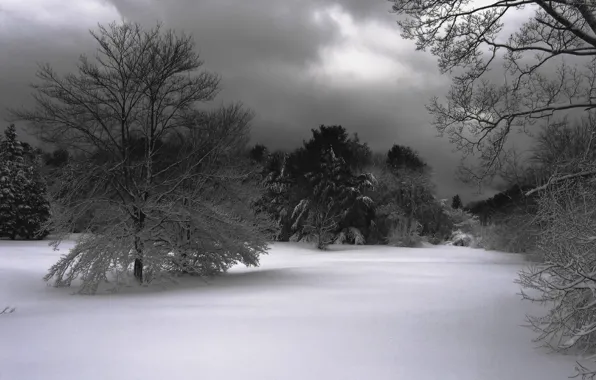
[459, 114, 596, 256]
[4, 123, 463, 250]
[248, 125, 456, 249]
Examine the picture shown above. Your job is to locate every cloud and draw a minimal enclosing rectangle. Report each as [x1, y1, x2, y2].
[307, 4, 436, 86]
[0, 0, 122, 36]
[0, 0, 494, 200]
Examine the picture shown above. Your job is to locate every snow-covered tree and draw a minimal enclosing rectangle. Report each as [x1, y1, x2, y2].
[291, 148, 375, 249]
[255, 126, 373, 243]
[517, 174, 596, 378]
[0, 124, 50, 240]
[256, 152, 297, 241]
[9, 22, 268, 293]
[517, 113, 596, 378]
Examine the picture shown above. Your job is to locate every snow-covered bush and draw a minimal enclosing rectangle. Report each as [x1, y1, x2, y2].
[441, 201, 482, 247]
[517, 174, 596, 378]
[387, 215, 422, 247]
[446, 230, 475, 247]
[334, 227, 366, 245]
[478, 216, 540, 256]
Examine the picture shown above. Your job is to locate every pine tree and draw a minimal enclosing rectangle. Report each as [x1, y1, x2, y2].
[0, 125, 50, 240]
[451, 194, 463, 209]
[291, 148, 375, 249]
[255, 151, 297, 241]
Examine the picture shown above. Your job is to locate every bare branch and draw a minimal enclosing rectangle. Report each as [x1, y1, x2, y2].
[389, 0, 596, 181]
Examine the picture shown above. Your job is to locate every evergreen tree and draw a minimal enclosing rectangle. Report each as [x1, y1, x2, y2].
[367, 145, 451, 244]
[387, 144, 427, 173]
[255, 151, 298, 241]
[291, 148, 375, 249]
[248, 144, 268, 164]
[255, 125, 373, 243]
[0, 125, 50, 240]
[451, 194, 463, 209]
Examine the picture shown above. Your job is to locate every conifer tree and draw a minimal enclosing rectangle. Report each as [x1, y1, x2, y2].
[451, 194, 463, 210]
[0, 125, 50, 240]
[291, 148, 375, 249]
[255, 151, 297, 241]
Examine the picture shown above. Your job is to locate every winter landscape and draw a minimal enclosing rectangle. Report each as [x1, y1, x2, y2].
[0, 239, 579, 380]
[3, 0, 596, 379]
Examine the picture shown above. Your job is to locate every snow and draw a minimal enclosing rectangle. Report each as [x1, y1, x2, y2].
[0, 239, 580, 380]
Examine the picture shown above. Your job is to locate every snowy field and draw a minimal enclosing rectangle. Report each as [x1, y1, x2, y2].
[0, 240, 579, 380]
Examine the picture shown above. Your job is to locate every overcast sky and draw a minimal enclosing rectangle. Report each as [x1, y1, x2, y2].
[0, 0, 505, 202]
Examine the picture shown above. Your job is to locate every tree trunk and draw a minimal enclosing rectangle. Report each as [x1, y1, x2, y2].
[133, 256, 143, 283]
[278, 223, 292, 242]
[133, 206, 146, 284]
[134, 232, 144, 283]
[316, 224, 325, 250]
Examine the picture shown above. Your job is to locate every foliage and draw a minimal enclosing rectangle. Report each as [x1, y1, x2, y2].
[443, 203, 478, 235]
[10, 22, 268, 293]
[386, 214, 422, 247]
[440, 200, 481, 247]
[254, 151, 298, 241]
[386, 144, 427, 173]
[248, 144, 268, 164]
[255, 133, 455, 247]
[477, 218, 540, 255]
[290, 148, 375, 249]
[467, 183, 539, 226]
[0, 124, 50, 240]
[255, 125, 374, 244]
[334, 226, 366, 245]
[366, 150, 451, 245]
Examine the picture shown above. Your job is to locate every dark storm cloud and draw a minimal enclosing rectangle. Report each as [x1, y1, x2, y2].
[0, 0, 485, 200]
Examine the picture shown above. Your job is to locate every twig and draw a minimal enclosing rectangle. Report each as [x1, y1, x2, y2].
[0, 306, 16, 315]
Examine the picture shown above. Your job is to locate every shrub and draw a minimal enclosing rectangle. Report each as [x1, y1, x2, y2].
[387, 215, 422, 247]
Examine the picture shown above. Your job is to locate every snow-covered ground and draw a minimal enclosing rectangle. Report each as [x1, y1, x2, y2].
[0, 240, 578, 380]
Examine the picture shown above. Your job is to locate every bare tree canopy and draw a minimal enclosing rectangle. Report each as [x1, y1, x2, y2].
[11, 21, 220, 152]
[8, 21, 268, 293]
[388, 0, 596, 182]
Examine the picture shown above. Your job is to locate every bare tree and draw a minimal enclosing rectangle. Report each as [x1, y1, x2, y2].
[516, 113, 596, 378]
[9, 21, 268, 293]
[526, 112, 596, 195]
[388, 0, 596, 183]
[517, 172, 596, 378]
